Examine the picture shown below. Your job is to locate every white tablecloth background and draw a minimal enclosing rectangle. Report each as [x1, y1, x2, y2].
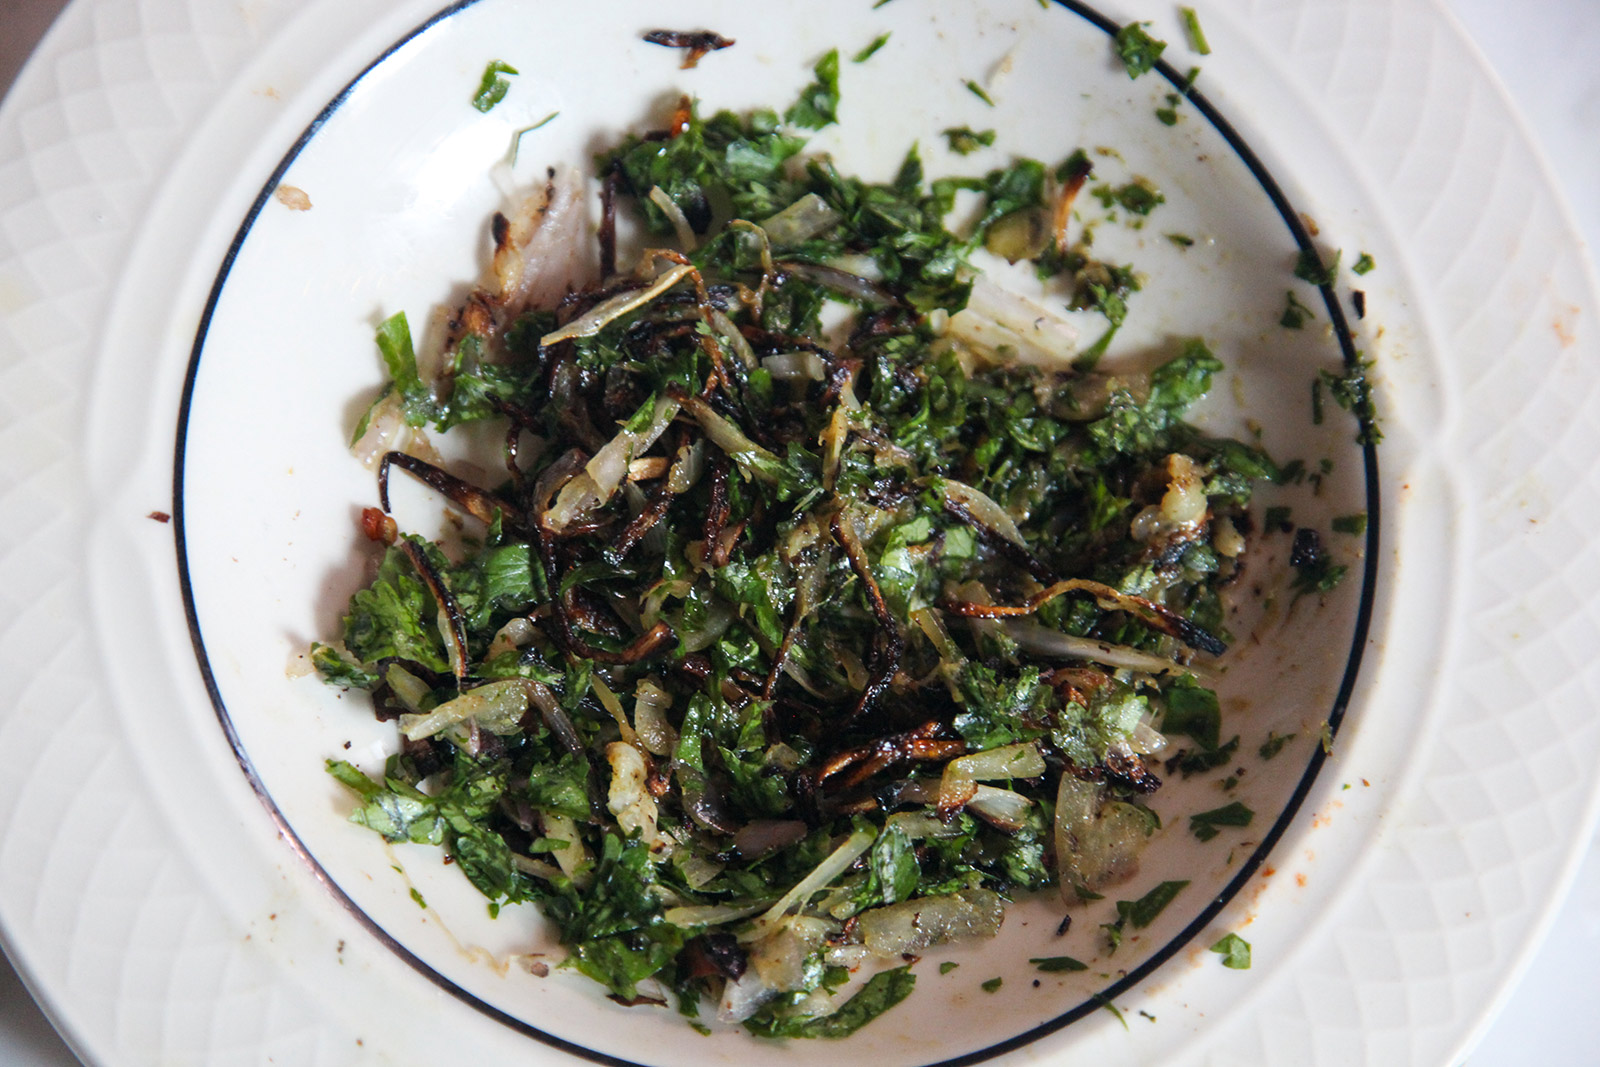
[1, 0, 1596, 1063]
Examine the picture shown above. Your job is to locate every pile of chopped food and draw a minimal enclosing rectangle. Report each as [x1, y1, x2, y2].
[314, 54, 1282, 1037]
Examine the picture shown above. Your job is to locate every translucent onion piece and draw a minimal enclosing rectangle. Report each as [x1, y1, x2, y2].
[718, 966, 780, 1024]
[589, 671, 639, 749]
[966, 785, 1033, 832]
[493, 164, 595, 315]
[648, 185, 698, 251]
[911, 606, 965, 665]
[1004, 620, 1196, 676]
[400, 679, 527, 741]
[1055, 775, 1151, 901]
[511, 854, 566, 882]
[942, 276, 1079, 367]
[541, 263, 694, 345]
[662, 900, 771, 929]
[605, 741, 659, 847]
[744, 829, 875, 940]
[485, 616, 536, 660]
[709, 309, 759, 369]
[681, 394, 784, 479]
[541, 812, 592, 888]
[547, 395, 680, 532]
[384, 663, 431, 714]
[938, 742, 1045, 810]
[856, 888, 1005, 957]
[633, 678, 678, 755]
[1213, 514, 1245, 558]
[941, 478, 1026, 547]
[761, 350, 828, 381]
[759, 192, 842, 245]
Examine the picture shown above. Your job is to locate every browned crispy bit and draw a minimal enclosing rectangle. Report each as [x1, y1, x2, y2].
[814, 721, 966, 792]
[359, 506, 398, 545]
[1052, 151, 1094, 256]
[1102, 746, 1161, 795]
[1042, 665, 1111, 707]
[942, 577, 1227, 656]
[831, 511, 905, 723]
[642, 29, 735, 69]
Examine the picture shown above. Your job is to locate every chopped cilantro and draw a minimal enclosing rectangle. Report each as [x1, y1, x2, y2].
[1180, 7, 1212, 54]
[1258, 731, 1295, 760]
[1189, 801, 1254, 842]
[939, 961, 960, 975]
[1210, 933, 1251, 969]
[745, 967, 916, 1038]
[472, 60, 518, 113]
[1117, 880, 1189, 928]
[981, 976, 1003, 993]
[1318, 360, 1382, 445]
[1280, 289, 1314, 329]
[964, 79, 995, 106]
[786, 49, 842, 129]
[1331, 512, 1368, 535]
[943, 126, 997, 155]
[1293, 247, 1341, 287]
[1351, 251, 1376, 275]
[1029, 955, 1088, 972]
[1114, 22, 1167, 78]
[853, 32, 891, 63]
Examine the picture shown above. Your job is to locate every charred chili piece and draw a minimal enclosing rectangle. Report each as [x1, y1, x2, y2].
[642, 29, 736, 69]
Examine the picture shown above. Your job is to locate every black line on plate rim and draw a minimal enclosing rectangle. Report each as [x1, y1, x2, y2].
[171, 2, 1381, 1064]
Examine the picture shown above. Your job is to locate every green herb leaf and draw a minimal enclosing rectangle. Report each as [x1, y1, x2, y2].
[1116, 880, 1189, 928]
[744, 966, 916, 1038]
[1258, 731, 1295, 760]
[1114, 23, 1167, 78]
[854, 33, 891, 63]
[1180, 7, 1212, 54]
[1189, 801, 1254, 842]
[1351, 251, 1376, 275]
[1331, 512, 1368, 535]
[1029, 955, 1088, 972]
[1280, 289, 1314, 329]
[943, 126, 997, 155]
[1293, 247, 1341, 287]
[786, 49, 842, 129]
[472, 60, 519, 113]
[1210, 932, 1252, 969]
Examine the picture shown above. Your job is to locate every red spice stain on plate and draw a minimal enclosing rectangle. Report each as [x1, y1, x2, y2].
[1554, 303, 1579, 347]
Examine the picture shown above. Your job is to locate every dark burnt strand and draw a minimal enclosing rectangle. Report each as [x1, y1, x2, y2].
[831, 511, 905, 723]
[641, 29, 736, 70]
[396, 538, 470, 681]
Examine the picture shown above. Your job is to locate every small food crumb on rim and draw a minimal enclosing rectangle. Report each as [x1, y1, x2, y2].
[275, 184, 312, 211]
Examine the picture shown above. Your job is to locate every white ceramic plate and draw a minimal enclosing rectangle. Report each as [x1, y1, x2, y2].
[1, 1, 1597, 1065]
